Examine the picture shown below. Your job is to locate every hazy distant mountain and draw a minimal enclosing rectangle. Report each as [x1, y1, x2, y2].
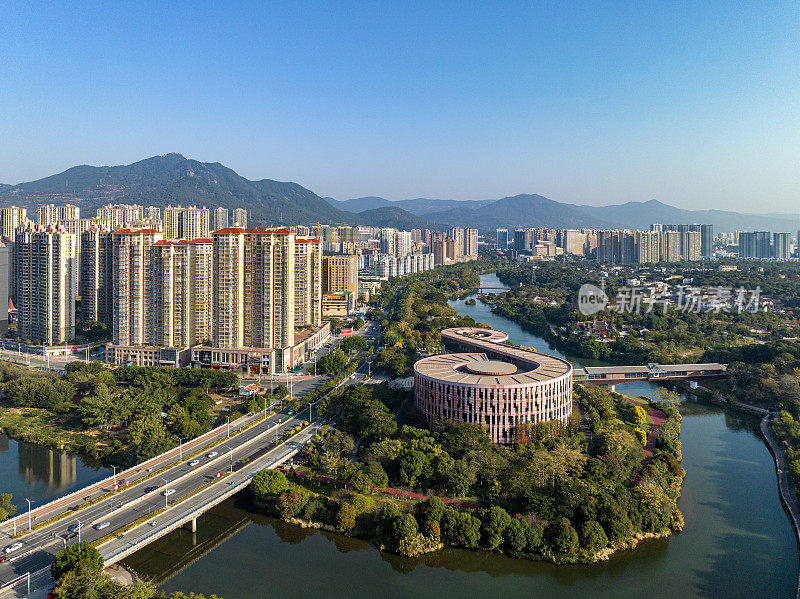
[325, 195, 494, 216]
[3, 155, 796, 233]
[570, 199, 800, 233]
[0, 154, 351, 227]
[324, 196, 393, 212]
[425, 194, 613, 230]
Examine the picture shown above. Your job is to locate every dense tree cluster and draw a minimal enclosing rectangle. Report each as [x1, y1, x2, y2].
[260, 379, 683, 563]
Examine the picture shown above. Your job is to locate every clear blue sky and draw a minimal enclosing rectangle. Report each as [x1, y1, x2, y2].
[1, 1, 798, 211]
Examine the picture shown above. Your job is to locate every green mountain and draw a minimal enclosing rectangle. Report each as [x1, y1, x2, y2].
[0, 154, 351, 227]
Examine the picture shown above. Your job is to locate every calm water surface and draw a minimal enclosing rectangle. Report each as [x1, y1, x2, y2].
[119, 274, 796, 598]
[0, 432, 112, 506]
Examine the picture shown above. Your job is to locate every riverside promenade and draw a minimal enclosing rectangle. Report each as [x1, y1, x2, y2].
[761, 415, 800, 599]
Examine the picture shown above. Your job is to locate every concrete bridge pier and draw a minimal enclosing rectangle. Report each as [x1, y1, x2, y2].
[185, 517, 197, 533]
[608, 384, 616, 392]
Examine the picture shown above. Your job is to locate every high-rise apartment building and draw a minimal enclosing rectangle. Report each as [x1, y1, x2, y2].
[396, 231, 412, 257]
[79, 225, 113, 327]
[0, 207, 27, 242]
[464, 228, 478, 258]
[699, 224, 714, 259]
[145, 206, 161, 221]
[0, 245, 9, 337]
[560, 230, 585, 256]
[379, 228, 396, 256]
[164, 205, 210, 240]
[112, 228, 165, 346]
[738, 232, 772, 259]
[14, 224, 76, 344]
[496, 228, 508, 249]
[37, 204, 79, 225]
[682, 231, 701, 261]
[232, 208, 247, 228]
[322, 255, 358, 297]
[660, 230, 681, 262]
[96, 204, 143, 229]
[294, 238, 323, 327]
[634, 230, 660, 263]
[151, 238, 213, 348]
[773, 233, 791, 260]
[447, 228, 465, 257]
[213, 207, 229, 231]
[212, 228, 298, 368]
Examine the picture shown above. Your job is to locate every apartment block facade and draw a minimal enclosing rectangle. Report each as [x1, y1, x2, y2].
[164, 205, 210, 241]
[79, 226, 114, 327]
[14, 225, 77, 344]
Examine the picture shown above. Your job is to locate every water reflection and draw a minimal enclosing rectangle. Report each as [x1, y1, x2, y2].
[17, 443, 77, 488]
[0, 433, 111, 504]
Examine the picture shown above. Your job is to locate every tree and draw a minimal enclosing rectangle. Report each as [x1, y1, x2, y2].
[399, 451, 427, 487]
[504, 518, 529, 552]
[481, 506, 512, 550]
[317, 349, 348, 375]
[392, 513, 419, 544]
[548, 518, 579, 558]
[340, 336, 367, 353]
[251, 469, 289, 503]
[580, 520, 609, 554]
[630, 404, 648, 427]
[51, 543, 103, 580]
[277, 487, 308, 520]
[336, 501, 357, 532]
[0, 494, 16, 522]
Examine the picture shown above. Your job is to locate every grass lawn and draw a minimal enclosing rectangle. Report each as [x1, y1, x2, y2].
[0, 404, 109, 452]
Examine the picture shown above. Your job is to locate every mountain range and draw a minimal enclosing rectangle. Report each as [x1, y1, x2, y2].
[1, 154, 797, 234]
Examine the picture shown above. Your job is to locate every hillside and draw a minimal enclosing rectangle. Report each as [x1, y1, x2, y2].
[0, 154, 352, 227]
[356, 206, 440, 230]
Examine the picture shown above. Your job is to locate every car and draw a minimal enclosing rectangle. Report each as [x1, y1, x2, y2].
[4, 542, 22, 553]
[287, 410, 294, 415]
[94, 522, 110, 530]
[0, 556, 6, 563]
[67, 524, 80, 533]
[206, 451, 218, 458]
[162, 489, 176, 496]
[64, 532, 78, 540]
[144, 485, 159, 494]
[188, 460, 200, 467]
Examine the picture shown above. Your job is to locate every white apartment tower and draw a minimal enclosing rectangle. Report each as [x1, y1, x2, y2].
[164, 205, 210, 240]
[213, 207, 229, 231]
[37, 204, 80, 225]
[14, 224, 77, 344]
[0, 207, 28, 242]
[79, 225, 114, 327]
[112, 228, 164, 346]
[232, 208, 247, 228]
[212, 228, 302, 369]
[151, 239, 213, 348]
[294, 237, 323, 328]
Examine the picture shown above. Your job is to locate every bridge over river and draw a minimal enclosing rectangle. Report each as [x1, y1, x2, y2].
[0, 401, 323, 598]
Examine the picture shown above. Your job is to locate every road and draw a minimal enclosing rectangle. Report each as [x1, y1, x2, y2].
[0, 316, 385, 592]
[0, 405, 310, 587]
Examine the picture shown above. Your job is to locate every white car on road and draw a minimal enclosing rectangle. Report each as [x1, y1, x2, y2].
[94, 522, 110, 530]
[206, 451, 218, 458]
[189, 460, 200, 467]
[162, 489, 176, 496]
[4, 543, 22, 553]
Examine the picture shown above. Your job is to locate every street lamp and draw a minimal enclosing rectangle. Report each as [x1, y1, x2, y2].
[112, 466, 117, 489]
[76, 519, 83, 544]
[162, 479, 169, 509]
[226, 416, 230, 438]
[177, 437, 184, 460]
[224, 444, 233, 474]
[25, 498, 32, 531]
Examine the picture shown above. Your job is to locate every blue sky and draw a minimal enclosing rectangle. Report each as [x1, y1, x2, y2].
[1, 1, 798, 211]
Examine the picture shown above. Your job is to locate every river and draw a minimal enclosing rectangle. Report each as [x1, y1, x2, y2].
[124, 273, 796, 598]
[3, 274, 795, 597]
[0, 433, 112, 506]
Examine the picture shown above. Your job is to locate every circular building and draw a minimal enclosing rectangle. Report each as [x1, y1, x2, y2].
[414, 328, 573, 444]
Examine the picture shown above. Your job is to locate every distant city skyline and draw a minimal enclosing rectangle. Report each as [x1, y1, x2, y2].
[1, 3, 798, 212]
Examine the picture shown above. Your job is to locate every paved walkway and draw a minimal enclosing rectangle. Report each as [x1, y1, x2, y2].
[760, 415, 800, 599]
[628, 396, 666, 459]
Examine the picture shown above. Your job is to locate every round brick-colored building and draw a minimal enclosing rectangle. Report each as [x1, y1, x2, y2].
[413, 328, 573, 444]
